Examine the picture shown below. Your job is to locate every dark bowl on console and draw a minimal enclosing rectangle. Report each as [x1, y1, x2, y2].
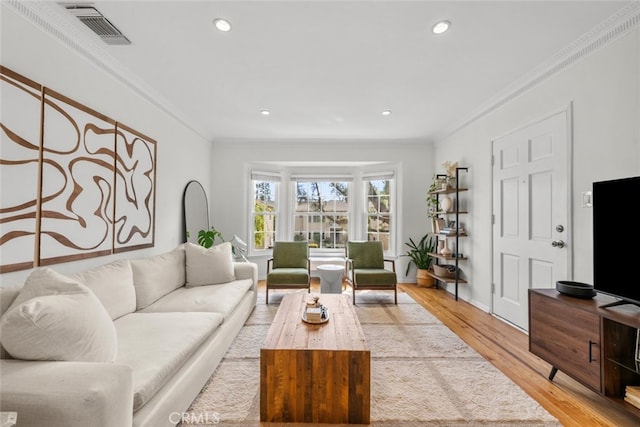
[556, 280, 596, 299]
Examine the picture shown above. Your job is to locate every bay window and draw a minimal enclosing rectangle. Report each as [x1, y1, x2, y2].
[249, 167, 396, 255]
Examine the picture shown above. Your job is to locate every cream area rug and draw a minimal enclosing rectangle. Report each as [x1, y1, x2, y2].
[180, 291, 560, 426]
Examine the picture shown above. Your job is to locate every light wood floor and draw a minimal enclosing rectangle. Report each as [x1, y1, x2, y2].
[259, 280, 640, 426]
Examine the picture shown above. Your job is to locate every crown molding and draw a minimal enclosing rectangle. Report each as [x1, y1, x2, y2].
[5, 1, 639, 145]
[3, 0, 210, 141]
[434, 1, 640, 143]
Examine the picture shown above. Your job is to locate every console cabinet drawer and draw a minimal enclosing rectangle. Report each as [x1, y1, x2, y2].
[529, 290, 601, 392]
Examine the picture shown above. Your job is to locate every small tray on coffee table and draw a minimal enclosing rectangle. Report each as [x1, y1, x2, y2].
[301, 305, 330, 324]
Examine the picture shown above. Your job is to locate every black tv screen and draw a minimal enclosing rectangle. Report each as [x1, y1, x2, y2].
[593, 176, 640, 305]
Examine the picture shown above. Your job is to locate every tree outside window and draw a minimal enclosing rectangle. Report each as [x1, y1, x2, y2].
[293, 181, 349, 249]
[252, 180, 277, 250]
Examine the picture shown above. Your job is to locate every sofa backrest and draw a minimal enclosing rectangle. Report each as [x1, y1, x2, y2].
[130, 245, 186, 310]
[71, 259, 137, 320]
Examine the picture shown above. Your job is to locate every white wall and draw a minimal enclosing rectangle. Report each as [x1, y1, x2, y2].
[209, 140, 434, 279]
[0, 6, 212, 286]
[434, 28, 640, 311]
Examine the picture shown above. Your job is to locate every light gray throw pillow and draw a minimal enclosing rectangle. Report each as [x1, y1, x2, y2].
[0, 267, 117, 362]
[185, 242, 235, 286]
[131, 245, 186, 310]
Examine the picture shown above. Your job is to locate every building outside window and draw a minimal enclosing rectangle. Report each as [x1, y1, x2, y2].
[293, 180, 349, 249]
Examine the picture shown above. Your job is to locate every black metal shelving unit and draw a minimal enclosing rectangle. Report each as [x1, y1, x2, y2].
[426, 167, 469, 300]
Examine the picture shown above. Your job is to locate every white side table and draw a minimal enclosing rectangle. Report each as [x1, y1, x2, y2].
[317, 264, 344, 294]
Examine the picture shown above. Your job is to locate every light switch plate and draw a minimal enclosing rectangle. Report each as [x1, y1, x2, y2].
[582, 191, 592, 208]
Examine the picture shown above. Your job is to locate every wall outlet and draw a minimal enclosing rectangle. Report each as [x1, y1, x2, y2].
[581, 191, 592, 208]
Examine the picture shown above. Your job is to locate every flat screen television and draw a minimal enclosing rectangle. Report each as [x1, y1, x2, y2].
[593, 175, 640, 307]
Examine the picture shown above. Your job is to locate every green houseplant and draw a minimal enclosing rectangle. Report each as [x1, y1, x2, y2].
[197, 227, 224, 249]
[404, 233, 438, 288]
[426, 175, 438, 218]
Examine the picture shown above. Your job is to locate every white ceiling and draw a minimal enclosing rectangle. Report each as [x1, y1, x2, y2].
[25, 1, 636, 142]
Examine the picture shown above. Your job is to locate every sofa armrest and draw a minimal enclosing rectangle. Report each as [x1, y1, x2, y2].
[234, 262, 258, 291]
[0, 359, 133, 427]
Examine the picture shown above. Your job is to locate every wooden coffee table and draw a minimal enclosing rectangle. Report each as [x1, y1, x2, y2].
[260, 293, 370, 424]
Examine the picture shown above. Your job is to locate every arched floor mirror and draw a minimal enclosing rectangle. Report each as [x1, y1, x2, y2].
[182, 180, 209, 244]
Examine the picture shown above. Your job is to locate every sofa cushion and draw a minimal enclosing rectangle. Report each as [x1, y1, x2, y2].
[71, 259, 136, 320]
[185, 242, 235, 287]
[131, 245, 186, 310]
[114, 312, 223, 411]
[354, 268, 397, 286]
[140, 279, 254, 320]
[0, 268, 117, 362]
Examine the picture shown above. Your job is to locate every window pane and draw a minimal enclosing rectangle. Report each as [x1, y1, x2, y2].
[254, 213, 276, 249]
[293, 214, 308, 236]
[253, 180, 277, 250]
[254, 181, 276, 204]
[291, 181, 350, 246]
[365, 179, 392, 252]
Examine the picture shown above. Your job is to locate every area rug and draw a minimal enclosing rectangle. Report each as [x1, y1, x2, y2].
[180, 291, 559, 426]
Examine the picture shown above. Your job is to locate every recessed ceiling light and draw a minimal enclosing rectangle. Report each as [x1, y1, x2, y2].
[432, 20, 451, 35]
[260, 110, 270, 116]
[213, 18, 231, 32]
[381, 110, 392, 116]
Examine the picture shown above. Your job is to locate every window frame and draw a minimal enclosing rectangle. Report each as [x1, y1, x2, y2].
[362, 171, 396, 255]
[249, 171, 280, 254]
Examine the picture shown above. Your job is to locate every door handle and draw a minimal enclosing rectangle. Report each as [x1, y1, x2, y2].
[551, 240, 565, 248]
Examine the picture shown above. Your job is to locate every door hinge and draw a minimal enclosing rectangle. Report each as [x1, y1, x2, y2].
[492, 214, 495, 225]
[491, 155, 495, 166]
[491, 283, 495, 294]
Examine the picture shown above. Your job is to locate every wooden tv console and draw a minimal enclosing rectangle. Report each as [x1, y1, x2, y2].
[529, 288, 640, 414]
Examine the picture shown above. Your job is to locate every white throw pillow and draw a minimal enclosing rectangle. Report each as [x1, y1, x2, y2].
[0, 268, 117, 362]
[185, 242, 235, 287]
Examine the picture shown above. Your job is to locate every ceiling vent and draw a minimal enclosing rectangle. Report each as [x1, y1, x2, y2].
[66, 5, 131, 45]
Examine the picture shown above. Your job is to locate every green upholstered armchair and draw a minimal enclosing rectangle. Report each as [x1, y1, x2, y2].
[346, 241, 397, 304]
[266, 241, 310, 303]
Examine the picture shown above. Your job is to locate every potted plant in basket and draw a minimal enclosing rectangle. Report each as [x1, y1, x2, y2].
[404, 233, 438, 288]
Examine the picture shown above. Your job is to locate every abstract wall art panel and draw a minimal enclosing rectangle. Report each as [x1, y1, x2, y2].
[0, 65, 157, 270]
[0, 67, 42, 273]
[39, 88, 116, 265]
[113, 123, 156, 252]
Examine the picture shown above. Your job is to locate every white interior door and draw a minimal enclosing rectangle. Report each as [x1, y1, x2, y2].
[492, 109, 571, 331]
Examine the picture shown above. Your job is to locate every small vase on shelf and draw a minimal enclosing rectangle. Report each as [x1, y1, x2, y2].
[447, 176, 457, 189]
[440, 196, 452, 212]
[440, 239, 452, 257]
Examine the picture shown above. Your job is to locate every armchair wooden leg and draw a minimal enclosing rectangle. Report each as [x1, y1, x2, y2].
[266, 287, 269, 304]
[394, 287, 397, 305]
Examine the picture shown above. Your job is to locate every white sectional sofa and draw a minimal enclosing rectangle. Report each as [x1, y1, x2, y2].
[0, 242, 258, 427]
